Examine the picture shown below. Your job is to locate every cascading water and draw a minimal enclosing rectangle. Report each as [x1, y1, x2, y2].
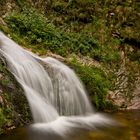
[0, 32, 115, 139]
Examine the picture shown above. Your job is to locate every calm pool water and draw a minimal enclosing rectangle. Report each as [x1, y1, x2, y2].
[0, 110, 140, 140]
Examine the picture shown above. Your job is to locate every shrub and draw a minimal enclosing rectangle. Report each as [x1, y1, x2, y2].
[5, 7, 99, 56]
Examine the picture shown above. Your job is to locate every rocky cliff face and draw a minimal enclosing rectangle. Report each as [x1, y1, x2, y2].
[106, 45, 140, 109]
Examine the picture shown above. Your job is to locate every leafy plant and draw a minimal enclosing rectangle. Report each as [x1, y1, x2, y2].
[5, 7, 100, 57]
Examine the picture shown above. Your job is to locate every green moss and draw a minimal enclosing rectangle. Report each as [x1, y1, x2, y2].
[0, 108, 6, 134]
[68, 59, 114, 110]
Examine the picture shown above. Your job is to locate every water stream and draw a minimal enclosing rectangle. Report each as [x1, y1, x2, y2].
[0, 110, 140, 140]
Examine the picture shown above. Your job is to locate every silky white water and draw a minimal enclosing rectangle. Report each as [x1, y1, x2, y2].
[0, 32, 115, 139]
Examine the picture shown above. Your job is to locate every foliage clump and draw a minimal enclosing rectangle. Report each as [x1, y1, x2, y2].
[69, 59, 116, 110]
[5, 7, 99, 57]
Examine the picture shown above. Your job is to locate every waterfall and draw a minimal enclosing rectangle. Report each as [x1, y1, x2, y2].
[0, 32, 115, 139]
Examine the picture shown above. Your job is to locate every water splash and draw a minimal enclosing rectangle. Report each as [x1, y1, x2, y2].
[0, 32, 115, 139]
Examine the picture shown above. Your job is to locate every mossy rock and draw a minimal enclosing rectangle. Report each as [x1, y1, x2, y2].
[0, 58, 32, 134]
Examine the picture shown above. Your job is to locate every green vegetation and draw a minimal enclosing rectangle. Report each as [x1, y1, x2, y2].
[2, 2, 121, 64]
[0, 109, 6, 134]
[5, 7, 99, 57]
[69, 59, 117, 110]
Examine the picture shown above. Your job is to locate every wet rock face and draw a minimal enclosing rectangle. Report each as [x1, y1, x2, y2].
[0, 58, 32, 133]
[107, 80, 140, 110]
[128, 85, 140, 110]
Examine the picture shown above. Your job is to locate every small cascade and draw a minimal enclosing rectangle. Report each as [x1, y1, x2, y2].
[0, 32, 115, 139]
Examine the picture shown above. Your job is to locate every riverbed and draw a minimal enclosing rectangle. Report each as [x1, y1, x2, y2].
[0, 110, 140, 140]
